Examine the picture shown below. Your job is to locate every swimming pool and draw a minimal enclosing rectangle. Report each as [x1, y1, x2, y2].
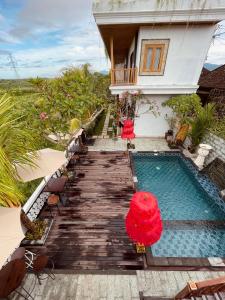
[132, 152, 225, 258]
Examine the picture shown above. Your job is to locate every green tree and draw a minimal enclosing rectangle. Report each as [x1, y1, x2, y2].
[0, 94, 36, 207]
[163, 94, 202, 124]
[26, 65, 109, 146]
[189, 103, 215, 150]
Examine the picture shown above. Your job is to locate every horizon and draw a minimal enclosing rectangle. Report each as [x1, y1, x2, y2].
[0, 0, 225, 79]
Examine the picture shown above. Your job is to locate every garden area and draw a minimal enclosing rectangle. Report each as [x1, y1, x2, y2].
[0, 64, 110, 207]
[162, 93, 225, 151]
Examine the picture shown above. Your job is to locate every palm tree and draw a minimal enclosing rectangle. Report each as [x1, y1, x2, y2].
[0, 94, 37, 231]
[189, 103, 216, 151]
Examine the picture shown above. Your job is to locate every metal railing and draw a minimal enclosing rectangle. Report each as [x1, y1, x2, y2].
[175, 276, 225, 299]
[111, 68, 137, 86]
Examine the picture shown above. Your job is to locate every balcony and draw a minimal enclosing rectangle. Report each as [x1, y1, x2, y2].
[111, 68, 137, 86]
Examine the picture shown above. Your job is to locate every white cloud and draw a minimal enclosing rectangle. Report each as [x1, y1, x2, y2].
[206, 38, 225, 65]
[0, 30, 20, 43]
[10, 0, 93, 38]
[0, 14, 4, 22]
[0, 32, 108, 78]
[0, 0, 109, 78]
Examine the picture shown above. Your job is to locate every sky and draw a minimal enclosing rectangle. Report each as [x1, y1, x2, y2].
[0, 0, 108, 79]
[0, 0, 225, 79]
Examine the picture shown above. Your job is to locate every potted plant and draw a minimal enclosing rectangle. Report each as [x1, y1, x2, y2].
[25, 219, 47, 241]
[163, 94, 203, 147]
[165, 115, 176, 142]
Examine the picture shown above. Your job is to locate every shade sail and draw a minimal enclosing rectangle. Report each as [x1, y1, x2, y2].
[0, 207, 25, 269]
[16, 148, 67, 182]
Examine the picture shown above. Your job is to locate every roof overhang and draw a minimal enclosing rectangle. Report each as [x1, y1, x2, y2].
[94, 9, 224, 26]
[93, 0, 225, 25]
[109, 84, 199, 95]
[98, 24, 139, 64]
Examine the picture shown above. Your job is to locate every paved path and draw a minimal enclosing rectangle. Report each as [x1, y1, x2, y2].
[137, 270, 225, 298]
[12, 273, 140, 300]
[101, 104, 111, 138]
[89, 138, 169, 152]
[12, 271, 225, 299]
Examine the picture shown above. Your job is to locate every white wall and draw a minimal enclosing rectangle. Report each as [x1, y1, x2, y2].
[134, 95, 172, 137]
[203, 133, 225, 164]
[136, 24, 215, 89]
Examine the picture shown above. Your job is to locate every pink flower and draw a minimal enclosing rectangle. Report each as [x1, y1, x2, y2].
[39, 112, 48, 120]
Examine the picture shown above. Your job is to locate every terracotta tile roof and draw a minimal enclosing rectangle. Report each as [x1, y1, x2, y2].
[198, 65, 225, 89]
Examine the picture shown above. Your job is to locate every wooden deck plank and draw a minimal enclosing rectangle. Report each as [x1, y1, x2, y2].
[26, 151, 143, 271]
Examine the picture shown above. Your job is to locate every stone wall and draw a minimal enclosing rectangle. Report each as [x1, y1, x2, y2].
[203, 132, 225, 164]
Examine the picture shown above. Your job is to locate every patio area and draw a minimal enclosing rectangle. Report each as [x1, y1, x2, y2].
[88, 137, 170, 152]
[26, 151, 143, 271]
[10, 270, 225, 299]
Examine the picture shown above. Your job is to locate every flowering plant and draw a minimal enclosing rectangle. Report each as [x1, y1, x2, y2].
[39, 112, 48, 120]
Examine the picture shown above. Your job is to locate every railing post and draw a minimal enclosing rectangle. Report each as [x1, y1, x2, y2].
[174, 281, 197, 299]
[110, 36, 114, 86]
[110, 67, 138, 86]
[111, 69, 114, 85]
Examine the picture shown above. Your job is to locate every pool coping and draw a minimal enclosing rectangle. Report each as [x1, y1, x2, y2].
[128, 149, 225, 270]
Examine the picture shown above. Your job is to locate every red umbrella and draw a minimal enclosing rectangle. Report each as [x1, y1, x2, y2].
[121, 119, 135, 140]
[125, 192, 163, 248]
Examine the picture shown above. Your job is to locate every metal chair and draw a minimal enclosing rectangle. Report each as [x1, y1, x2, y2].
[32, 255, 55, 285]
[47, 194, 61, 217]
[0, 259, 34, 299]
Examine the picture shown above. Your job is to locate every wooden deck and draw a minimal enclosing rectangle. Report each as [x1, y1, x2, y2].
[27, 151, 143, 271]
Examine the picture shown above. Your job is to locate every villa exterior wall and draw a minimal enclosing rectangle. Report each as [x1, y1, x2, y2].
[110, 23, 215, 95]
[93, 0, 225, 24]
[203, 132, 225, 164]
[134, 94, 172, 137]
[135, 24, 215, 90]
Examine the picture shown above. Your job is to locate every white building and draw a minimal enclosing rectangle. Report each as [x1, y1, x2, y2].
[93, 0, 225, 137]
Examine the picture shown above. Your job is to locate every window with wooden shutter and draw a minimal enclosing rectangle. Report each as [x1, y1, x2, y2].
[140, 39, 169, 75]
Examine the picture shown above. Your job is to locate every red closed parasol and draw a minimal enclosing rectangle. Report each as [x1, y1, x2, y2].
[125, 191, 163, 247]
[121, 119, 135, 140]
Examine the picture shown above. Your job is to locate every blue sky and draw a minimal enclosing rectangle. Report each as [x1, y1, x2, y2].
[0, 0, 225, 79]
[0, 0, 108, 79]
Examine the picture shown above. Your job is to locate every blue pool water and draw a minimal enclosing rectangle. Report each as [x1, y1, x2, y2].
[133, 153, 224, 221]
[132, 152, 225, 258]
[152, 228, 225, 257]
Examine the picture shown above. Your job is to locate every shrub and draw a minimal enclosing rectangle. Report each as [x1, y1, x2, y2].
[189, 103, 215, 151]
[163, 94, 202, 124]
[210, 118, 225, 139]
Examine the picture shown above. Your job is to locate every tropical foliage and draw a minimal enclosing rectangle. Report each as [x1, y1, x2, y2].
[211, 118, 225, 139]
[0, 94, 36, 207]
[15, 64, 110, 146]
[189, 103, 216, 150]
[162, 94, 202, 124]
[163, 94, 221, 150]
[0, 65, 110, 207]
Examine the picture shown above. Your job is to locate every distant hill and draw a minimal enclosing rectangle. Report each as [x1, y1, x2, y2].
[100, 70, 109, 75]
[0, 79, 34, 90]
[204, 63, 221, 71]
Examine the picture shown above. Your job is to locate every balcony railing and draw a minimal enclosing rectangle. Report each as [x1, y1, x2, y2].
[111, 68, 137, 86]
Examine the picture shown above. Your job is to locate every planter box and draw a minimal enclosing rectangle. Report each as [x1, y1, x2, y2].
[21, 218, 53, 246]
